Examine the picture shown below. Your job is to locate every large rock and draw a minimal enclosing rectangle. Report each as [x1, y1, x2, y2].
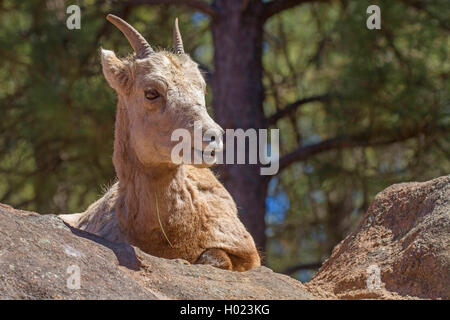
[307, 175, 450, 299]
[1, 175, 448, 300]
[0, 203, 314, 300]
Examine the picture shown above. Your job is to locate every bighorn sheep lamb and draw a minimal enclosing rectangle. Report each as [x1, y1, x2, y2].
[60, 15, 261, 271]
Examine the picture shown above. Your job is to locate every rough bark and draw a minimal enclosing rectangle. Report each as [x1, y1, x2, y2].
[211, 0, 268, 252]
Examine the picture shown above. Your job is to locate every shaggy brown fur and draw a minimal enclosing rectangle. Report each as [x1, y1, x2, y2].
[60, 16, 260, 271]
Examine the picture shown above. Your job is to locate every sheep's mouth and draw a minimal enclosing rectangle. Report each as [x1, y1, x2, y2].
[192, 148, 217, 167]
[192, 148, 216, 158]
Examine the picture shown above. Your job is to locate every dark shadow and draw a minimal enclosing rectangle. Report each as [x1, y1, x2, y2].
[65, 223, 141, 271]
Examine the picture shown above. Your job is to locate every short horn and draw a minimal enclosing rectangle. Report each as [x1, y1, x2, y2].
[173, 18, 185, 54]
[106, 14, 153, 59]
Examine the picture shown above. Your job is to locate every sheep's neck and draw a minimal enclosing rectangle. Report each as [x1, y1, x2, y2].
[112, 98, 184, 243]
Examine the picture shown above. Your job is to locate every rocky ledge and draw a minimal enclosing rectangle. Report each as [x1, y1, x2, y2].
[0, 175, 448, 299]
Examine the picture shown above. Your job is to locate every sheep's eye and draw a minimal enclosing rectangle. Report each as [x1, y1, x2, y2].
[145, 89, 160, 101]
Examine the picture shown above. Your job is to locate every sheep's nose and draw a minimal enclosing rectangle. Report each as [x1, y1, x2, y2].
[203, 129, 224, 152]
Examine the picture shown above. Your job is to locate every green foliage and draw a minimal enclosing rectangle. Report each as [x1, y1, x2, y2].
[263, 0, 449, 278]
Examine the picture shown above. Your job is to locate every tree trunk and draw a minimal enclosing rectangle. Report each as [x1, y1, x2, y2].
[211, 0, 267, 252]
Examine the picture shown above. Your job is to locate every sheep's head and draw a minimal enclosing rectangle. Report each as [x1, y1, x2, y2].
[101, 15, 223, 168]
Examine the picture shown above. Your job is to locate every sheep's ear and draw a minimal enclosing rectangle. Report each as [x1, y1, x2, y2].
[101, 48, 131, 92]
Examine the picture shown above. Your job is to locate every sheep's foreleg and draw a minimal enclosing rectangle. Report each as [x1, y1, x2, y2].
[194, 248, 233, 270]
